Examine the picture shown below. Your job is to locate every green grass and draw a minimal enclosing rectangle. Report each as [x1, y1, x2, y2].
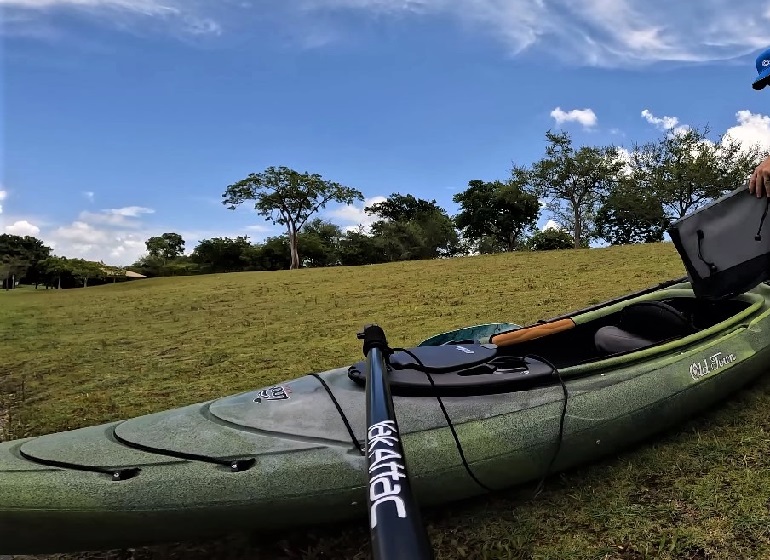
[3, 242, 770, 559]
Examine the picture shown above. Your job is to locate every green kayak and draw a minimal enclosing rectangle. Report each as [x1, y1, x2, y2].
[2, 278, 770, 555]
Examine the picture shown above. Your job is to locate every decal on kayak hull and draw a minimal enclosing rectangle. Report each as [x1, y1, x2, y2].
[689, 351, 737, 380]
[254, 385, 291, 403]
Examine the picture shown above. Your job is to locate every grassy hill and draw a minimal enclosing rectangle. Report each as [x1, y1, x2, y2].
[3, 242, 770, 559]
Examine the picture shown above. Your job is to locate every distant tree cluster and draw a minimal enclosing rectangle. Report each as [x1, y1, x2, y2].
[3, 124, 766, 288]
[0, 233, 126, 290]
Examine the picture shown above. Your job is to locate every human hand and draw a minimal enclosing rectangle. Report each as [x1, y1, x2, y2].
[749, 156, 770, 197]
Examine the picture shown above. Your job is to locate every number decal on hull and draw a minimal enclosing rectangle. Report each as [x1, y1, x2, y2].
[689, 351, 737, 380]
[253, 385, 291, 403]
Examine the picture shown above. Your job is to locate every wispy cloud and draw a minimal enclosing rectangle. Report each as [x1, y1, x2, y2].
[1, 0, 222, 38]
[77, 206, 155, 227]
[295, 0, 769, 67]
[4, 0, 768, 66]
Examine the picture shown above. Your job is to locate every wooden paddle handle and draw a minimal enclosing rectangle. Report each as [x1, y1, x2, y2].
[490, 318, 576, 347]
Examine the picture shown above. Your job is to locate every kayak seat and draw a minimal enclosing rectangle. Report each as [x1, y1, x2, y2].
[594, 300, 697, 355]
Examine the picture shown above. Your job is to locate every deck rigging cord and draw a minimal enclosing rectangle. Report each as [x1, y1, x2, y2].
[384, 345, 569, 499]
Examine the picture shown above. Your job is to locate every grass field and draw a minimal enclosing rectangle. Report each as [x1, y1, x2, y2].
[3, 242, 770, 560]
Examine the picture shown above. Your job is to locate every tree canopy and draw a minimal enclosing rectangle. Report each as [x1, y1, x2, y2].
[529, 130, 626, 248]
[222, 166, 364, 269]
[626, 125, 765, 221]
[595, 179, 670, 245]
[453, 172, 540, 252]
[146, 233, 185, 261]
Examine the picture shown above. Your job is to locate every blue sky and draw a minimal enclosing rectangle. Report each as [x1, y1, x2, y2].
[3, 0, 770, 265]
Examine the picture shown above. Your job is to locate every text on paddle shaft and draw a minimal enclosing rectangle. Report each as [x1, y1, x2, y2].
[689, 351, 736, 380]
[366, 419, 408, 528]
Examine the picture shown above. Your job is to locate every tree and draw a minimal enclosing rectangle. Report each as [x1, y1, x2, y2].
[146, 233, 185, 261]
[527, 228, 575, 251]
[191, 236, 256, 274]
[529, 130, 625, 248]
[595, 180, 670, 245]
[222, 166, 364, 270]
[365, 194, 442, 223]
[338, 227, 388, 266]
[299, 219, 343, 267]
[628, 125, 766, 221]
[39, 256, 71, 289]
[366, 193, 460, 260]
[68, 258, 104, 287]
[453, 172, 541, 252]
[131, 254, 167, 278]
[0, 234, 52, 289]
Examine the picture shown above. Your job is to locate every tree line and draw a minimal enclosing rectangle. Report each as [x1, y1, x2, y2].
[3, 126, 765, 288]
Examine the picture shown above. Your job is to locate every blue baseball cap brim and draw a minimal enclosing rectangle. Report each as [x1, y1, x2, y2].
[753, 67, 770, 90]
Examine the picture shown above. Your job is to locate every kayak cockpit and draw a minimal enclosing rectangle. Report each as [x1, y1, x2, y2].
[347, 286, 768, 398]
[488, 288, 765, 370]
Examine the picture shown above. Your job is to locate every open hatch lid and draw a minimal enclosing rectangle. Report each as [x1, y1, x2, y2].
[668, 186, 770, 300]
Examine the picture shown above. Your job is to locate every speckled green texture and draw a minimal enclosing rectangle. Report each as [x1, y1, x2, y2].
[2, 282, 769, 556]
[20, 422, 187, 467]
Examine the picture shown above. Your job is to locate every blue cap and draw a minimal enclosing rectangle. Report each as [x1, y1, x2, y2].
[753, 47, 770, 90]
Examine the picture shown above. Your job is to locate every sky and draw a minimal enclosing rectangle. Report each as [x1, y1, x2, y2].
[3, 0, 770, 265]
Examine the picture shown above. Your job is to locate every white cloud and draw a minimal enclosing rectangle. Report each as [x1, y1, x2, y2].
[723, 110, 770, 153]
[640, 109, 770, 156]
[83, 191, 95, 202]
[41, 206, 269, 265]
[297, 0, 770, 67]
[0, 190, 6, 215]
[550, 107, 597, 128]
[326, 195, 387, 233]
[43, 218, 155, 265]
[542, 219, 562, 231]
[641, 109, 689, 135]
[614, 146, 634, 177]
[53, 220, 111, 244]
[4, 220, 41, 236]
[40, 204, 157, 265]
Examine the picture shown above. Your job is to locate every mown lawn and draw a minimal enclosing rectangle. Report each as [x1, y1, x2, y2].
[3, 242, 770, 560]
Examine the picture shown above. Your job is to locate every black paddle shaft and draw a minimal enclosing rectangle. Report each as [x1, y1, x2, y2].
[358, 324, 434, 560]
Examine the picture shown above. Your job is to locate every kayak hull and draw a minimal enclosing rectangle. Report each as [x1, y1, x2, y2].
[2, 281, 770, 554]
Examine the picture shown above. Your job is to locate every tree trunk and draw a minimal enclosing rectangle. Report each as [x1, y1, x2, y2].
[57, 275, 61, 289]
[288, 223, 300, 270]
[573, 207, 582, 249]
